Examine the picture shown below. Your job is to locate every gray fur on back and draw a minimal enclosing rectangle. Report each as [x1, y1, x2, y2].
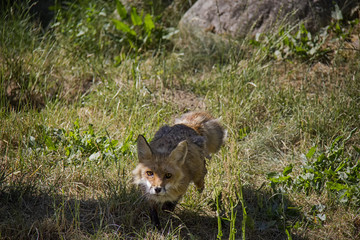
[150, 124, 205, 155]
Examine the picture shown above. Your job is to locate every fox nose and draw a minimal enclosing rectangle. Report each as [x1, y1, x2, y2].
[154, 187, 162, 193]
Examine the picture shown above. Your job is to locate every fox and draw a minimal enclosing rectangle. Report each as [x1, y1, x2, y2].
[132, 111, 226, 228]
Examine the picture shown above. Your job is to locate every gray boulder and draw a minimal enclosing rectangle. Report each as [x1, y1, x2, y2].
[179, 0, 360, 37]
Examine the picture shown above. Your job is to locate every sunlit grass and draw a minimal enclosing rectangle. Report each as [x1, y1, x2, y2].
[1, 1, 360, 239]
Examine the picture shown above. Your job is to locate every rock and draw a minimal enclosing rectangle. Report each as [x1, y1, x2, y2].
[179, 0, 360, 37]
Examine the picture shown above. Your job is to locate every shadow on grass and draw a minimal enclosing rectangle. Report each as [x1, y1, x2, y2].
[0, 182, 308, 239]
[168, 185, 309, 240]
[0, 183, 146, 239]
[240, 185, 308, 240]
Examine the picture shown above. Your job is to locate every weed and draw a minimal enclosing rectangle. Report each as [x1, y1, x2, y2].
[328, 4, 360, 40]
[111, 0, 175, 57]
[215, 191, 241, 240]
[250, 4, 360, 63]
[28, 119, 134, 167]
[269, 129, 360, 222]
[250, 23, 330, 62]
[53, 1, 112, 58]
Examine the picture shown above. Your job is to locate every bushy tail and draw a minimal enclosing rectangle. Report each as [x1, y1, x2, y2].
[175, 111, 226, 154]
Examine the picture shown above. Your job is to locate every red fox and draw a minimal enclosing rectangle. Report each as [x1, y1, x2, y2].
[132, 111, 226, 228]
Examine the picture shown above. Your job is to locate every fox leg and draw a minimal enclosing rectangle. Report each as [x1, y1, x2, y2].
[149, 202, 161, 229]
[194, 179, 205, 193]
[162, 200, 178, 212]
[194, 167, 207, 192]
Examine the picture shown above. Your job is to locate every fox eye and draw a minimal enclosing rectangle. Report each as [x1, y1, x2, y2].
[146, 171, 154, 176]
[165, 173, 172, 179]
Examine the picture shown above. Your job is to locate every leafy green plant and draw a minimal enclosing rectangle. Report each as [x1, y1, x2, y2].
[111, 0, 173, 56]
[53, 1, 112, 56]
[250, 23, 330, 62]
[250, 4, 360, 63]
[268, 128, 360, 207]
[215, 192, 241, 240]
[238, 187, 247, 240]
[328, 4, 359, 40]
[29, 119, 133, 167]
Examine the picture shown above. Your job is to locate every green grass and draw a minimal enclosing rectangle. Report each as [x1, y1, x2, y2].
[1, 1, 360, 239]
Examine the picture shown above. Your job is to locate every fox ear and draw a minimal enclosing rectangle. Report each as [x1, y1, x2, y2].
[169, 141, 188, 165]
[137, 135, 152, 162]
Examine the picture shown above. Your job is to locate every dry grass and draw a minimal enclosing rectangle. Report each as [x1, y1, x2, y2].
[1, 1, 360, 239]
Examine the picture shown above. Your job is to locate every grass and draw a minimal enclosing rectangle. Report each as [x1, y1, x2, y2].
[1, 0, 360, 239]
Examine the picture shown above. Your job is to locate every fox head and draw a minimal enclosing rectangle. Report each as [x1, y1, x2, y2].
[133, 135, 188, 202]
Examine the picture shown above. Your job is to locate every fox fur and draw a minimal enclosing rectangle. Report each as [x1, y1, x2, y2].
[132, 111, 226, 228]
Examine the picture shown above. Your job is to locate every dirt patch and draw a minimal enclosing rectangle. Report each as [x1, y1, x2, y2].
[153, 88, 206, 111]
[4, 80, 45, 110]
[3, 75, 96, 111]
[60, 75, 96, 102]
